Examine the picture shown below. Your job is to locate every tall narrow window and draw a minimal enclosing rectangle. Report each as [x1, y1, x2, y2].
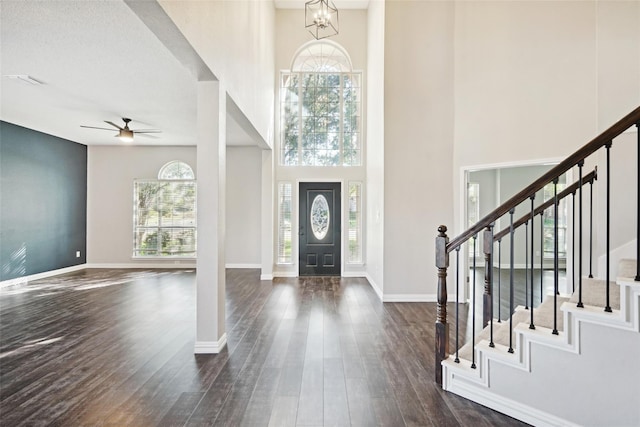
[278, 182, 293, 264]
[348, 182, 362, 263]
[281, 42, 361, 166]
[133, 161, 196, 257]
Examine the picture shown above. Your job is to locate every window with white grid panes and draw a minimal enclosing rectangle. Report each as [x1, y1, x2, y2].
[281, 72, 361, 167]
[277, 182, 293, 264]
[133, 161, 196, 258]
[133, 180, 196, 258]
[348, 182, 362, 263]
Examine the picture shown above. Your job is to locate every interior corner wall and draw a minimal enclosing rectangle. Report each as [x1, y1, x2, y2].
[158, 0, 275, 148]
[87, 145, 196, 266]
[226, 146, 262, 266]
[0, 122, 87, 281]
[383, 0, 455, 298]
[366, 0, 385, 295]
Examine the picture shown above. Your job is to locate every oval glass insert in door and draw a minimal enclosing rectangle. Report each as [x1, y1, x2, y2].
[310, 194, 330, 240]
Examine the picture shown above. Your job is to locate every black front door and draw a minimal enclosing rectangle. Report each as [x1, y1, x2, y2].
[299, 182, 341, 276]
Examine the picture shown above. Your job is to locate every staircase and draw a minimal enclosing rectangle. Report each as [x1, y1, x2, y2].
[434, 106, 640, 426]
[442, 259, 640, 426]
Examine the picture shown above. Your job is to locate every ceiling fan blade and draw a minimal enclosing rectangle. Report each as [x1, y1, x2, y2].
[136, 133, 160, 139]
[81, 125, 117, 131]
[132, 130, 162, 134]
[104, 121, 123, 130]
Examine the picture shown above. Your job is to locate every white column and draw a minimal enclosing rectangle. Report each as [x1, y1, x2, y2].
[194, 80, 227, 353]
[261, 149, 274, 280]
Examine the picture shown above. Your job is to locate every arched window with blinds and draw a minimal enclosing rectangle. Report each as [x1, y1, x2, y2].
[133, 161, 197, 257]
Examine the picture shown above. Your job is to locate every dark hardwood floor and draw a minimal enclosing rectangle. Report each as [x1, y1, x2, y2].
[0, 268, 528, 426]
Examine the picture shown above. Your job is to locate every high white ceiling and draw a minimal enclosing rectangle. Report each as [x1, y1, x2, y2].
[0, 1, 255, 147]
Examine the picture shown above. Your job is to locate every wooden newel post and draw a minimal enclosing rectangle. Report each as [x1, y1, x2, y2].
[435, 225, 449, 386]
[483, 225, 494, 327]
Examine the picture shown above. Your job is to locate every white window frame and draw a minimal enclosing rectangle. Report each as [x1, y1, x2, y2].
[133, 161, 196, 258]
[280, 71, 362, 167]
[347, 181, 363, 264]
[277, 182, 293, 265]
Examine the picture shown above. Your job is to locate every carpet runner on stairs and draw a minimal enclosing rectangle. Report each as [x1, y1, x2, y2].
[454, 268, 624, 363]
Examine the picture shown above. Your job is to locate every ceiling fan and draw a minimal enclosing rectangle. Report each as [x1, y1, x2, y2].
[81, 118, 161, 142]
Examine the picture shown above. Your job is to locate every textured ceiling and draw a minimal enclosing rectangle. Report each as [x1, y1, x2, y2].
[0, 1, 255, 147]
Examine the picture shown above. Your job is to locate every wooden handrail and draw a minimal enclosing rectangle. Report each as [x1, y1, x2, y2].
[493, 169, 597, 241]
[446, 105, 640, 253]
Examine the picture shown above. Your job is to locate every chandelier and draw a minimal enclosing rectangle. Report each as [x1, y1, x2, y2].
[305, 0, 339, 40]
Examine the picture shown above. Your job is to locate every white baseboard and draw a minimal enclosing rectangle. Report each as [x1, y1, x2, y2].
[260, 273, 274, 281]
[1, 264, 87, 287]
[86, 262, 196, 269]
[273, 271, 298, 278]
[445, 375, 580, 427]
[194, 333, 227, 354]
[365, 273, 383, 301]
[225, 263, 261, 269]
[342, 271, 366, 278]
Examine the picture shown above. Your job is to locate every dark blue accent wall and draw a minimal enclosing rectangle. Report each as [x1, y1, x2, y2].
[1, 121, 87, 281]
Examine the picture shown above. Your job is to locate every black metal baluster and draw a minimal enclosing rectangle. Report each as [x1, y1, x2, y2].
[489, 232, 495, 348]
[578, 161, 585, 308]
[637, 121, 640, 282]
[525, 220, 529, 310]
[471, 235, 477, 369]
[497, 239, 502, 322]
[605, 142, 612, 313]
[589, 179, 594, 278]
[509, 208, 515, 353]
[530, 195, 536, 329]
[540, 210, 544, 303]
[455, 246, 460, 363]
[553, 178, 559, 335]
[572, 191, 576, 292]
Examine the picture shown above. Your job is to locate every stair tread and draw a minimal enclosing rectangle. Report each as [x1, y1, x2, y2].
[454, 297, 569, 362]
[618, 258, 637, 280]
[451, 260, 634, 363]
[569, 277, 620, 310]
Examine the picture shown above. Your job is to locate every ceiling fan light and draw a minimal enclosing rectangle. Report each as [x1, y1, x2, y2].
[119, 129, 134, 142]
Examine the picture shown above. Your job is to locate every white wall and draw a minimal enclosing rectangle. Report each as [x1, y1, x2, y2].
[366, 0, 385, 296]
[159, 0, 275, 148]
[454, 1, 598, 170]
[226, 146, 262, 267]
[87, 145, 197, 266]
[383, 0, 455, 299]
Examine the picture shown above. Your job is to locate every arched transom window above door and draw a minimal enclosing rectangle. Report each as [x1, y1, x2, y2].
[280, 41, 362, 167]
